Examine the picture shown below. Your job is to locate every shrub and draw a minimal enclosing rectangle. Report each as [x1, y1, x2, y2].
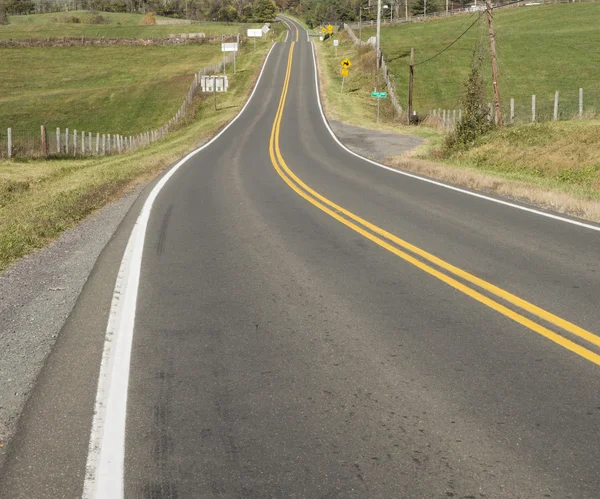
[82, 13, 109, 24]
[52, 15, 81, 24]
[140, 12, 157, 25]
[446, 50, 494, 152]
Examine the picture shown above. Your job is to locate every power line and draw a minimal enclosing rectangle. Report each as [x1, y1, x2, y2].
[414, 11, 484, 66]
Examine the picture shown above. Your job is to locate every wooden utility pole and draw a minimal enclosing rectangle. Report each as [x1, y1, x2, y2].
[486, 0, 502, 125]
[408, 47, 414, 124]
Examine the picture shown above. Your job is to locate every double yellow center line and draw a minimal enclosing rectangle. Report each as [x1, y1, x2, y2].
[269, 42, 600, 366]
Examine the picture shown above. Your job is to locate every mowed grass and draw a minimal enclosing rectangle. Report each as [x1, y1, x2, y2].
[1, 11, 261, 39]
[362, 4, 600, 117]
[0, 44, 227, 135]
[0, 32, 284, 271]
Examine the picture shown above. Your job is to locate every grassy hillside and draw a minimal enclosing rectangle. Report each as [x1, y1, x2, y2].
[361, 3, 600, 119]
[1, 11, 261, 39]
[0, 44, 224, 135]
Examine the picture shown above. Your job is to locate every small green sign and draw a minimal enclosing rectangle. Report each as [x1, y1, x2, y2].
[371, 92, 387, 98]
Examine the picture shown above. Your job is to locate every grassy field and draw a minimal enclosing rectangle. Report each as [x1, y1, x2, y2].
[361, 3, 600, 118]
[0, 38, 279, 271]
[0, 44, 224, 135]
[1, 11, 261, 39]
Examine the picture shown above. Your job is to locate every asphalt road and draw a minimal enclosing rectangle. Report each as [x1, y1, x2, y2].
[1, 18, 600, 499]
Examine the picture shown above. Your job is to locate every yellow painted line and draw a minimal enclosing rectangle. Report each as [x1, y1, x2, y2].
[271, 45, 600, 353]
[295, 27, 299, 42]
[269, 42, 600, 366]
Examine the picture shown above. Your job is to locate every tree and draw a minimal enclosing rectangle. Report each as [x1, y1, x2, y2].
[217, 4, 238, 21]
[7, 0, 35, 14]
[241, 2, 253, 21]
[253, 0, 276, 22]
[0, 1, 8, 24]
[411, 0, 437, 15]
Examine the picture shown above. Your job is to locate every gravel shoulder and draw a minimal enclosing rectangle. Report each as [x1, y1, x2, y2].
[329, 119, 424, 162]
[0, 184, 145, 463]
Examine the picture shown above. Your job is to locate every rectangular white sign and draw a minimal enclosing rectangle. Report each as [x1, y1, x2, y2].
[333, 40, 339, 46]
[247, 29, 262, 37]
[201, 75, 229, 92]
[221, 42, 238, 52]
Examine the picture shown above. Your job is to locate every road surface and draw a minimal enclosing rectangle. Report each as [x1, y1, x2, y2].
[1, 18, 600, 499]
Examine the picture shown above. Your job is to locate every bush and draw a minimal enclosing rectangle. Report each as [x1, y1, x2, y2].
[446, 50, 494, 152]
[82, 13, 109, 24]
[52, 15, 81, 24]
[140, 12, 157, 25]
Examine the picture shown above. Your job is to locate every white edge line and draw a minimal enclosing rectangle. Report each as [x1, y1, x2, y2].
[307, 39, 600, 233]
[81, 42, 278, 499]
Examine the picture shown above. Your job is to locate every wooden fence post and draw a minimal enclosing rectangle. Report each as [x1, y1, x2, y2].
[510, 98, 515, 123]
[107, 133, 111, 155]
[65, 128, 69, 154]
[41, 125, 48, 157]
[579, 88, 583, 119]
[81, 130, 85, 155]
[532, 95, 536, 122]
[74, 129, 78, 155]
[117, 135, 121, 154]
[102, 134, 106, 155]
[553, 91, 559, 121]
[7, 128, 12, 159]
[96, 133, 100, 155]
[56, 128, 61, 154]
[88, 132, 92, 154]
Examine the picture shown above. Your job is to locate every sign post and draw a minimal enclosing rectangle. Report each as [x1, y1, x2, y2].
[333, 38, 339, 57]
[221, 42, 239, 74]
[340, 58, 351, 93]
[201, 75, 229, 111]
[247, 28, 262, 51]
[371, 91, 387, 123]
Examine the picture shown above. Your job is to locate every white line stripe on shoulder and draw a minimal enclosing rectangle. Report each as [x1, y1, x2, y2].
[82, 42, 278, 499]
[308, 42, 600, 233]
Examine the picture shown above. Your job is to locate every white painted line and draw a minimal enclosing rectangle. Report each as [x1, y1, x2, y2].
[285, 29, 289, 42]
[308, 42, 600, 233]
[82, 43, 278, 499]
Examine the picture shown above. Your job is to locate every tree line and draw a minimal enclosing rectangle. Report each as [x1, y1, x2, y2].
[0, 0, 278, 22]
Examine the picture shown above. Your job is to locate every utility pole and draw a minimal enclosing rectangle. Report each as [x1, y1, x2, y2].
[486, 0, 502, 125]
[405, 0, 408, 20]
[408, 47, 414, 124]
[359, 6, 362, 41]
[446, 0, 449, 15]
[376, 0, 382, 91]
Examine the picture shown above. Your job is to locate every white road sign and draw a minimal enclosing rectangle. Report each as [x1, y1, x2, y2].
[247, 29, 262, 37]
[201, 75, 229, 92]
[221, 42, 239, 52]
[333, 40, 339, 47]
[261, 23, 270, 34]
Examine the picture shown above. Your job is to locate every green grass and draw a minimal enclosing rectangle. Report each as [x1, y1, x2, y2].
[447, 120, 600, 196]
[361, 4, 600, 118]
[1, 11, 261, 39]
[0, 41, 274, 271]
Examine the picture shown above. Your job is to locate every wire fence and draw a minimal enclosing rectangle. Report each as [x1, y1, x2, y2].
[0, 41, 239, 160]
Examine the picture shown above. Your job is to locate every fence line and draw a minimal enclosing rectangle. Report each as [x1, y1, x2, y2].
[1, 44, 240, 159]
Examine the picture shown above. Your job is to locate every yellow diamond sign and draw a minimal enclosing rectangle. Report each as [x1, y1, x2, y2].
[327, 24, 333, 34]
[341, 58, 352, 68]
[321, 27, 327, 34]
